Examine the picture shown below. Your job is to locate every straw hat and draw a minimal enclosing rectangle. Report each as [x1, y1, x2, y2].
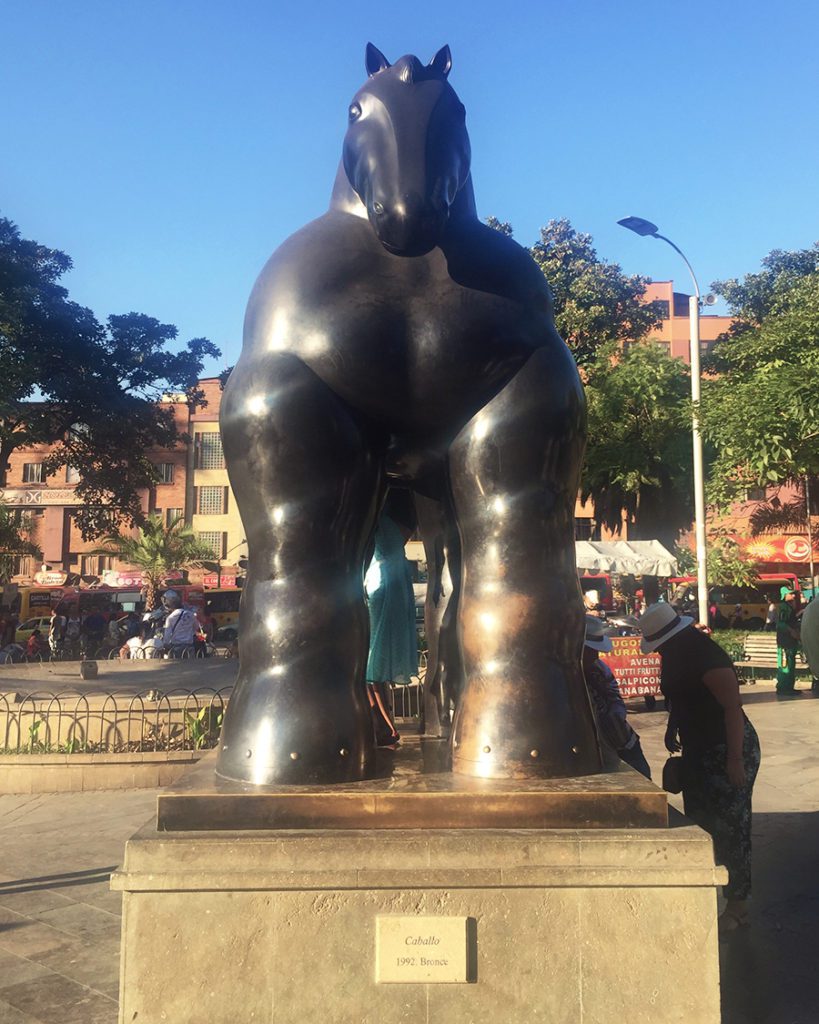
[584, 615, 613, 653]
[637, 602, 694, 653]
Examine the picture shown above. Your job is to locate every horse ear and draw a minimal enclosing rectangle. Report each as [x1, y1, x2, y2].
[365, 43, 391, 77]
[428, 45, 452, 78]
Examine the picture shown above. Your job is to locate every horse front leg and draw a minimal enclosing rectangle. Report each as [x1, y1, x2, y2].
[448, 345, 601, 780]
[216, 353, 383, 784]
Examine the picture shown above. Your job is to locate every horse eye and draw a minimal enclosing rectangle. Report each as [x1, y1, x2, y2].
[348, 103, 362, 122]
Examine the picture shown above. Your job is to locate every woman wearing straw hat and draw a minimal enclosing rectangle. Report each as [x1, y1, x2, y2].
[583, 616, 651, 778]
[638, 603, 761, 933]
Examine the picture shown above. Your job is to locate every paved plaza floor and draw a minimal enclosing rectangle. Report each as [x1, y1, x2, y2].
[0, 678, 817, 1023]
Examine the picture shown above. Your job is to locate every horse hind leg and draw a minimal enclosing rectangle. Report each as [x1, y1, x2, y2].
[216, 353, 383, 784]
[448, 345, 601, 780]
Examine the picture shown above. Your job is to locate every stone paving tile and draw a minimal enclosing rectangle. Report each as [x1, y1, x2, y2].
[34, 902, 121, 943]
[0, 908, 73, 960]
[33, 933, 121, 1002]
[0, 946, 52, 987]
[0, 888, 78, 917]
[0, 974, 115, 1024]
[0, 1000, 45, 1024]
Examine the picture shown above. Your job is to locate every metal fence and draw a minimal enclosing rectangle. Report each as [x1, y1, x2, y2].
[0, 688, 231, 755]
[0, 680, 424, 755]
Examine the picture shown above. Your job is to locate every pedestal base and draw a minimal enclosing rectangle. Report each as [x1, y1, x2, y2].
[113, 763, 725, 1023]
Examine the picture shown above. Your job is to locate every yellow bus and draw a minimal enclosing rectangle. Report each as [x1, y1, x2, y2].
[204, 588, 242, 637]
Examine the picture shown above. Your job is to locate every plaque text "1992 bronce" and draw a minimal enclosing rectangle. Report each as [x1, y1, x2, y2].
[375, 916, 471, 984]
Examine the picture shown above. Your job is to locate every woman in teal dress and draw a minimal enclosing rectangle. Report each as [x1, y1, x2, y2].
[365, 511, 418, 746]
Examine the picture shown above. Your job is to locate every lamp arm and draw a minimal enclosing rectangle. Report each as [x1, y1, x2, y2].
[654, 234, 700, 299]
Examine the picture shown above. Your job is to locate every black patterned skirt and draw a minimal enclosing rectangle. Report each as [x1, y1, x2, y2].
[682, 718, 761, 900]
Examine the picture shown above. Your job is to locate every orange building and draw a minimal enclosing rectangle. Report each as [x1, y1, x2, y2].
[641, 281, 733, 362]
[0, 380, 246, 588]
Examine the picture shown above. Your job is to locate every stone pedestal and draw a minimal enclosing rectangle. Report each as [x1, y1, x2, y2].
[112, 752, 726, 1023]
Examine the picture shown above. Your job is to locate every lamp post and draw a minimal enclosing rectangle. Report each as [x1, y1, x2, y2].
[617, 216, 709, 627]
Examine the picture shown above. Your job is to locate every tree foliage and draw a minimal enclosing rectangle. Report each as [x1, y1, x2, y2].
[0, 216, 220, 537]
[0, 503, 40, 583]
[702, 246, 819, 515]
[93, 514, 215, 609]
[581, 343, 694, 549]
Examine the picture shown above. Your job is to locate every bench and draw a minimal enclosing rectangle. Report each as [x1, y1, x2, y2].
[733, 632, 810, 683]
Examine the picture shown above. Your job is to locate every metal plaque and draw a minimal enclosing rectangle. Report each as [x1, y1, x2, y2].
[376, 916, 470, 984]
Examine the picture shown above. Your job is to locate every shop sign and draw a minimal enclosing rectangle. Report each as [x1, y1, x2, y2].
[0, 488, 82, 506]
[733, 534, 819, 564]
[203, 573, 237, 588]
[34, 570, 68, 586]
[101, 569, 145, 588]
[600, 636, 662, 698]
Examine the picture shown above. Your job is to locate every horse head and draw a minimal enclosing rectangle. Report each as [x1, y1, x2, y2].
[342, 43, 472, 257]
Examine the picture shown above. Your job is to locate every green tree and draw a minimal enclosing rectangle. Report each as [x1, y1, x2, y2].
[93, 515, 215, 609]
[581, 343, 694, 548]
[702, 246, 819, 520]
[0, 503, 40, 583]
[675, 537, 760, 587]
[0, 216, 220, 537]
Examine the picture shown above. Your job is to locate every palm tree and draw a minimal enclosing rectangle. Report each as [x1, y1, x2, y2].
[0, 503, 40, 583]
[94, 514, 215, 609]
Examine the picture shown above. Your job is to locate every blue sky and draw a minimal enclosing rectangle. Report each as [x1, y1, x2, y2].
[3, 0, 817, 376]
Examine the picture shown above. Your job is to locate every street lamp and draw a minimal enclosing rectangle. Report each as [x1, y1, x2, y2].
[617, 216, 709, 626]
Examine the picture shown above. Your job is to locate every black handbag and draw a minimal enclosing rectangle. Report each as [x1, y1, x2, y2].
[662, 755, 684, 794]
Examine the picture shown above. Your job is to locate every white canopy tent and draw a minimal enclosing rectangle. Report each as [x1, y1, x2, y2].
[575, 540, 678, 577]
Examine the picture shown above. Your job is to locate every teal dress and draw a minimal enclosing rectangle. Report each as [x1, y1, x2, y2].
[365, 516, 418, 685]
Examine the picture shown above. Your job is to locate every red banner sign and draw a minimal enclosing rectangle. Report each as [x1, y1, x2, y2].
[732, 534, 819, 564]
[600, 636, 662, 698]
[203, 574, 237, 588]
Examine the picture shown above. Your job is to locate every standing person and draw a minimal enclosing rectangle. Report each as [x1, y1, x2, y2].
[82, 607, 107, 654]
[638, 603, 761, 933]
[776, 587, 801, 697]
[364, 502, 418, 749]
[800, 597, 819, 693]
[582, 616, 651, 778]
[48, 606, 67, 656]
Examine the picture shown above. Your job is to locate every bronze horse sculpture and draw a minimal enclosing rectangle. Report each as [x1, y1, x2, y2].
[217, 44, 600, 785]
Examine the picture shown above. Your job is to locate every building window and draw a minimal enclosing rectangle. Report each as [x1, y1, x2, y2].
[12, 555, 33, 577]
[197, 531, 226, 559]
[745, 486, 767, 502]
[194, 432, 224, 469]
[66, 465, 81, 484]
[198, 485, 226, 515]
[653, 340, 671, 356]
[23, 463, 44, 484]
[574, 517, 597, 541]
[166, 508, 184, 527]
[80, 555, 113, 575]
[156, 463, 175, 484]
[654, 300, 670, 320]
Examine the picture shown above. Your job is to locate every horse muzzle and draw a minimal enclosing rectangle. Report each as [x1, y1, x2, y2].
[369, 195, 449, 257]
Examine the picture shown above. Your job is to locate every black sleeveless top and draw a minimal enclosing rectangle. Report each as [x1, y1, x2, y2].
[659, 627, 736, 752]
